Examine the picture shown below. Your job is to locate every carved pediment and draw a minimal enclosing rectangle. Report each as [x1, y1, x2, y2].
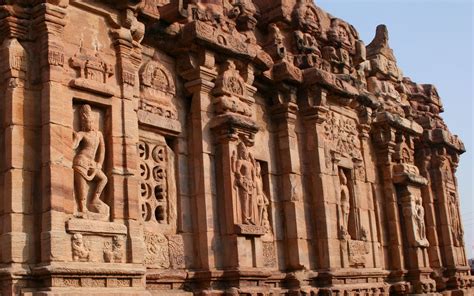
[140, 59, 176, 96]
[139, 58, 177, 120]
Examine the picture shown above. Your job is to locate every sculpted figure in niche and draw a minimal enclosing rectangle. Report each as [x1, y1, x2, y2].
[404, 196, 429, 247]
[73, 104, 109, 221]
[414, 197, 427, 245]
[256, 162, 271, 232]
[232, 142, 258, 225]
[449, 193, 463, 247]
[339, 169, 351, 238]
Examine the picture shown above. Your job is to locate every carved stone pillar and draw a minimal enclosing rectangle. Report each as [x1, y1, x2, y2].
[33, 1, 73, 265]
[372, 111, 436, 294]
[270, 90, 307, 270]
[178, 52, 218, 271]
[210, 60, 275, 277]
[421, 130, 471, 291]
[0, 3, 37, 294]
[300, 88, 335, 270]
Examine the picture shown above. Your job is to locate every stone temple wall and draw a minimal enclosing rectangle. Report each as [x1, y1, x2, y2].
[0, 0, 471, 295]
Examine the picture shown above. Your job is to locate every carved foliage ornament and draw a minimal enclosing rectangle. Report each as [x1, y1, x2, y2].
[144, 231, 185, 269]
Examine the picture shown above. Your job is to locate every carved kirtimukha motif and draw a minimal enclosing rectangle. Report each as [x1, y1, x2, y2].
[73, 104, 109, 221]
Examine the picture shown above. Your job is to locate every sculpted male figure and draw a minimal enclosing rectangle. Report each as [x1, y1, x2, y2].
[73, 104, 109, 221]
[339, 169, 350, 238]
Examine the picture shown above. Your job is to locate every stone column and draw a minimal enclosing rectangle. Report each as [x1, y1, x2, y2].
[110, 13, 144, 264]
[178, 52, 218, 271]
[0, 4, 38, 294]
[372, 112, 437, 294]
[422, 131, 471, 291]
[33, 1, 73, 265]
[300, 88, 336, 270]
[270, 91, 309, 271]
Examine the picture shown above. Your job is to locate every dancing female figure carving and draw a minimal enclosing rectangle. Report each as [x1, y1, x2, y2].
[73, 104, 109, 221]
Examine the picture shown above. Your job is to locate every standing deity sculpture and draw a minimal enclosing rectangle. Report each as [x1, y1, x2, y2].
[414, 198, 427, 245]
[449, 193, 463, 247]
[339, 169, 351, 238]
[73, 104, 109, 221]
[255, 162, 271, 232]
[404, 196, 429, 247]
[232, 142, 257, 225]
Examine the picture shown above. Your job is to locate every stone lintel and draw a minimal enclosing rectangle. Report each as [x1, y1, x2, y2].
[137, 109, 182, 135]
[234, 224, 266, 236]
[66, 219, 127, 236]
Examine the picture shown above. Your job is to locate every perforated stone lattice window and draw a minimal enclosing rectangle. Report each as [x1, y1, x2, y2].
[138, 140, 169, 224]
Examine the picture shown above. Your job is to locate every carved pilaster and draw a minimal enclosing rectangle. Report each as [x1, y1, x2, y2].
[372, 111, 437, 293]
[178, 51, 218, 271]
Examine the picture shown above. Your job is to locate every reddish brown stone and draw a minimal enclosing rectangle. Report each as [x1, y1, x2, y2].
[0, 0, 471, 295]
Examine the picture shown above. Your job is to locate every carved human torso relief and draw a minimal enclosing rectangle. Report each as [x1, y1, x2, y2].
[73, 104, 109, 221]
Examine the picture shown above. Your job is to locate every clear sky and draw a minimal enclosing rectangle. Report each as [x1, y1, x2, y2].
[314, 0, 474, 258]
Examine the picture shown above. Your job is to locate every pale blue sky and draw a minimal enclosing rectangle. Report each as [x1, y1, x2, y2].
[315, 0, 474, 258]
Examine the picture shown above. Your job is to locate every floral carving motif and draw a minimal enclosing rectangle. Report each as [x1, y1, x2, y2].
[144, 231, 170, 267]
[262, 241, 276, 268]
[144, 232, 185, 269]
